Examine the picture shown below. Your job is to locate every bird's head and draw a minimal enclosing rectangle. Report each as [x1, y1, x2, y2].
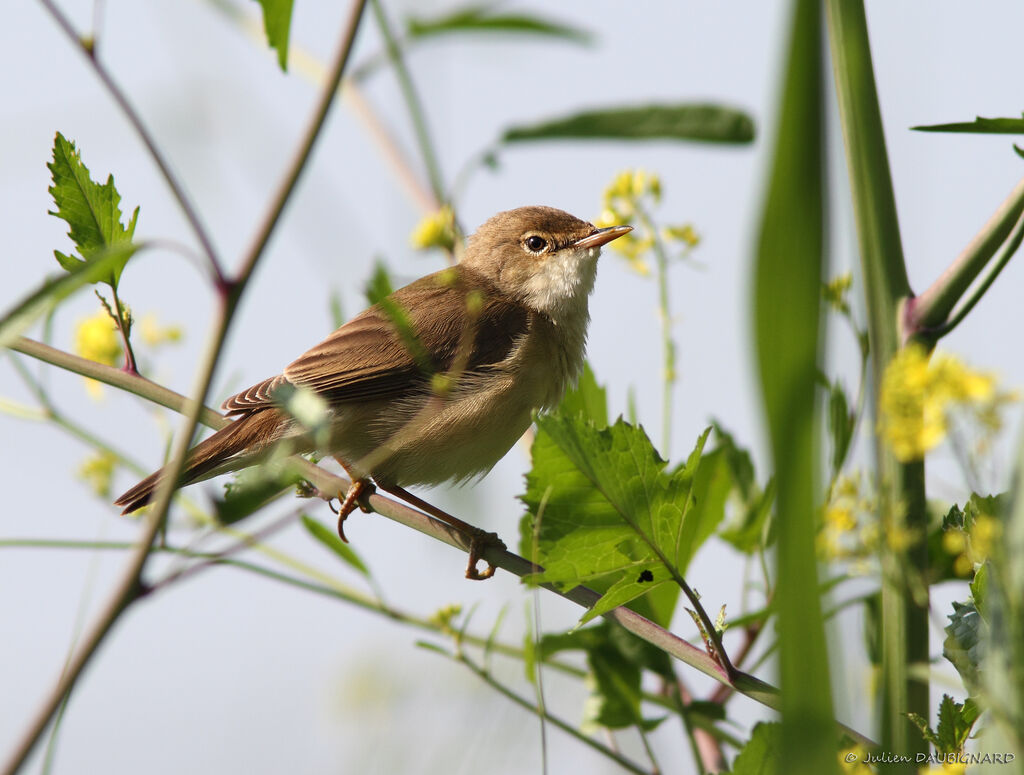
[462, 206, 631, 319]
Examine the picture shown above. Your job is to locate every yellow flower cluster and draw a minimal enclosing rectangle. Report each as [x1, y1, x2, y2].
[426, 603, 463, 635]
[943, 512, 1001, 577]
[823, 273, 853, 315]
[879, 345, 1008, 462]
[77, 451, 117, 498]
[74, 308, 122, 398]
[818, 473, 874, 564]
[140, 313, 183, 347]
[409, 205, 455, 252]
[595, 169, 699, 275]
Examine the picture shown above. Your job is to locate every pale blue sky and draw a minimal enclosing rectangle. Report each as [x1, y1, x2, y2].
[3, 2, 1024, 772]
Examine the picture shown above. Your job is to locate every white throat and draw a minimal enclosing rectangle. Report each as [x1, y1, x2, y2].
[521, 246, 599, 325]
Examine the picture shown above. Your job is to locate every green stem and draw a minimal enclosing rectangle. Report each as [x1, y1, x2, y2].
[909, 175, 1024, 338]
[108, 284, 138, 375]
[0, 5, 369, 772]
[919, 208, 1024, 343]
[370, 0, 447, 204]
[638, 206, 675, 458]
[443, 649, 650, 775]
[7, 353, 147, 477]
[10, 327, 877, 745]
[10, 337, 226, 429]
[37, 0, 225, 283]
[826, 0, 927, 760]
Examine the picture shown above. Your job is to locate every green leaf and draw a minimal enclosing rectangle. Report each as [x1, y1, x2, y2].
[0, 244, 135, 350]
[713, 422, 776, 553]
[502, 104, 755, 145]
[730, 722, 783, 775]
[943, 600, 985, 694]
[556, 361, 607, 429]
[47, 132, 139, 288]
[912, 114, 1024, 134]
[905, 712, 940, 748]
[827, 380, 855, 477]
[1015, 144, 1024, 160]
[364, 260, 395, 306]
[253, 0, 294, 70]
[300, 514, 370, 576]
[539, 623, 668, 733]
[756, 0, 834, 769]
[328, 289, 345, 329]
[215, 463, 302, 525]
[934, 694, 980, 754]
[407, 5, 592, 46]
[970, 561, 989, 619]
[519, 418, 726, 625]
[584, 640, 664, 732]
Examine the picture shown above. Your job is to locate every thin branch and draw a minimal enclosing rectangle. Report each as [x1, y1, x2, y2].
[10, 337, 226, 429]
[436, 648, 650, 775]
[369, 0, 446, 203]
[37, 0, 226, 284]
[920, 208, 1024, 343]
[233, 0, 370, 294]
[200, 0, 439, 214]
[1, 4, 369, 771]
[107, 285, 138, 375]
[908, 174, 1024, 339]
[5, 337, 816, 734]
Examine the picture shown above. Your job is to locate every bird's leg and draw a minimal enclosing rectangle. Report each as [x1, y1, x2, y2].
[333, 457, 375, 543]
[375, 482, 505, 580]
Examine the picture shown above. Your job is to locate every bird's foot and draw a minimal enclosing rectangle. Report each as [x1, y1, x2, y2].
[463, 528, 506, 581]
[334, 478, 375, 543]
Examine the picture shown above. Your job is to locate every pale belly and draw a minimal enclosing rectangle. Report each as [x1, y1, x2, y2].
[327, 319, 580, 487]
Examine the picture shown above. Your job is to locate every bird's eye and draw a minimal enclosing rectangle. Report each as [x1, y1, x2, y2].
[525, 235, 547, 253]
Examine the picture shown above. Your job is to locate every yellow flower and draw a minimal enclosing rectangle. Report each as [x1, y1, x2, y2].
[601, 168, 661, 221]
[818, 472, 875, 563]
[140, 313, 183, 347]
[878, 345, 1003, 462]
[77, 451, 117, 498]
[409, 205, 455, 251]
[74, 309, 122, 398]
[823, 273, 853, 313]
[662, 224, 700, 248]
[946, 512, 1002, 576]
[839, 745, 874, 775]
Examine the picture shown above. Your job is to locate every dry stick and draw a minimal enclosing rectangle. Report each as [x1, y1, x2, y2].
[0, 4, 369, 773]
[8, 336, 878, 750]
[37, 0, 225, 284]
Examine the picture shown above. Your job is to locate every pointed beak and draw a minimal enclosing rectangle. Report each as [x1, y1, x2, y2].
[574, 224, 633, 250]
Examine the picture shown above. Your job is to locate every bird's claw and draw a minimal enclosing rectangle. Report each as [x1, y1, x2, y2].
[335, 479, 376, 543]
[464, 530, 505, 581]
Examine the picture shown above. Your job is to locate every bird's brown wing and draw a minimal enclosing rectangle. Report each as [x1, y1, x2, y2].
[221, 266, 529, 416]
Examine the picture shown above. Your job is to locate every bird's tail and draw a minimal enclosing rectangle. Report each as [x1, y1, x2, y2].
[114, 409, 286, 514]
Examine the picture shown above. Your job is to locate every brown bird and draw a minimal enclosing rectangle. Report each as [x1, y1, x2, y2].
[115, 206, 631, 577]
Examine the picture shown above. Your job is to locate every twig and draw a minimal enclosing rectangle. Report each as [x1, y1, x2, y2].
[435, 648, 651, 775]
[37, 0, 226, 284]
[1, 4, 369, 772]
[6, 337, 802, 726]
[232, 0, 369, 296]
[10, 337, 226, 429]
[369, 0, 446, 204]
[907, 174, 1024, 339]
[920, 208, 1024, 342]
